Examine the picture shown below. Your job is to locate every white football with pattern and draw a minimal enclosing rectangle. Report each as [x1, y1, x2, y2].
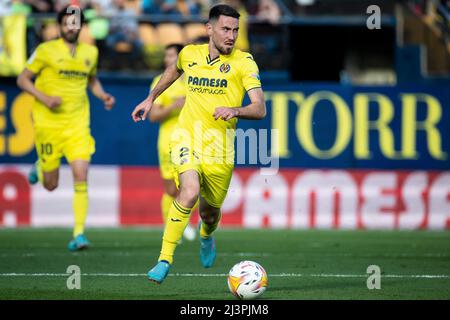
[227, 260, 268, 300]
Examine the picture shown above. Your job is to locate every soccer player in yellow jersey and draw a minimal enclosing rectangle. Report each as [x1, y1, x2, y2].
[148, 44, 196, 242]
[16, 6, 115, 251]
[132, 4, 266, 283]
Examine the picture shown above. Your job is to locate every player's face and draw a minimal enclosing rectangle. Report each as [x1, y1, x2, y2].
[60, 15, 81, 44]
[164, 47, 179, 68]
[208, 15, 239, 55]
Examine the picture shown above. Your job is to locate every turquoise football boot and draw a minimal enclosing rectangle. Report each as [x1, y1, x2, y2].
[28, 162, 39, 185]
[199, 221, 216, 268]
[68, 234, 90, 251]
[147, 260, 170, 284]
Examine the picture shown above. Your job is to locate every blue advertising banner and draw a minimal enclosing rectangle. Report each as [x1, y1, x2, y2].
[1, 78, 449, 169]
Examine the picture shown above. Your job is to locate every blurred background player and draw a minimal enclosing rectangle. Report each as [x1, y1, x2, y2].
[16, 5, 116, 251]
[148, 43, 196, 242]
[131, 4, 266, 284]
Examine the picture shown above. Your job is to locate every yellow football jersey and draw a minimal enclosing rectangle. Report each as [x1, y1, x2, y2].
[175, 44, 261, 159]
[25, 38, 98, 129]
[151, 74, 185, 141]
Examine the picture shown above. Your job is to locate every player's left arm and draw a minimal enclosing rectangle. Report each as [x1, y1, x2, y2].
[213, 87, 266, 121]
[88, 75, 116, 110]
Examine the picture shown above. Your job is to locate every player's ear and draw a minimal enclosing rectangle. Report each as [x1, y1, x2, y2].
[206, 22, 213, 36]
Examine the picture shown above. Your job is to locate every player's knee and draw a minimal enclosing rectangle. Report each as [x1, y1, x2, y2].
[201, 215, 215, 225]
[44, 181, 58, 191]
[179, 187, 199, 207]
[200, 210, 220, 225]
[71, 162, 89, 182]
[73, 172, 88, 181]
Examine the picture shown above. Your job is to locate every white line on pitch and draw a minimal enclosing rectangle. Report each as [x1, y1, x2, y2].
[1, 252, 448, 258]
[0, 273, 448, 279]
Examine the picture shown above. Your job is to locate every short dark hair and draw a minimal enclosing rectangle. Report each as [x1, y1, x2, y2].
[165, 44, 184, 54]
[209, 4, 240, 21]
[57, 5, 85, 26]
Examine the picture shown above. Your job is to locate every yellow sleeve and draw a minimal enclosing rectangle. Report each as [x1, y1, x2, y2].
[173, 77, 186, 98]
[241, 55, 261, 92]
[180, 80, 187, 96]
[89, 47, 99, 77]
[25, 45, 46, 74]
[150, 76, 159, 91]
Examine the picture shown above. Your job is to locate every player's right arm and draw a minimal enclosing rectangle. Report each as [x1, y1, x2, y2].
[149, 97, 185, 123]
[16, 68, 62, 109]
[131, 62, 183, 122]
[17, 45, 61, 109]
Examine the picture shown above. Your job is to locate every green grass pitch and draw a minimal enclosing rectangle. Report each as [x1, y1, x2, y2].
[0, 228, 449, 300]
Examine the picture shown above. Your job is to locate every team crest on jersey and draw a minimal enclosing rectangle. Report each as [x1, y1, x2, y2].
[219, 63, 231, 73]
[85, 59, 91, 67]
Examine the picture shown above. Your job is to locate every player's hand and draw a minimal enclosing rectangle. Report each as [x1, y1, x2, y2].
[131, 97, 153, 122]
[103, 93, 115, 110]
[43, 96, 62, 109]
[213, 107, 240, 121]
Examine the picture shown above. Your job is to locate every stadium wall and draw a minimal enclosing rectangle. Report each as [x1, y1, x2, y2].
[0, 79, 449, 229]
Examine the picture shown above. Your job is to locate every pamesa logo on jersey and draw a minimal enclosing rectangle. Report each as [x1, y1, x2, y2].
[187, 76, 228, 88]
[58, 70, 89, 79]
[219, 63, 231, 73]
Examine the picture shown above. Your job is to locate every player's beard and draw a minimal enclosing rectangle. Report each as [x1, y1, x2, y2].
[218, 46, 233, 55]
[61, 29, 80, 44]
[213, 38, 234, 55]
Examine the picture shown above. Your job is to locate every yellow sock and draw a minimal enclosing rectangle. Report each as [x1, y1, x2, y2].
[191, 198, 199, 213]
[200, 211, 222, 239]
[73, 181, 88, 237]
[158, 200, 191, 264]
[161, 193, 174, 224]
[36, 160, 43, 183]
